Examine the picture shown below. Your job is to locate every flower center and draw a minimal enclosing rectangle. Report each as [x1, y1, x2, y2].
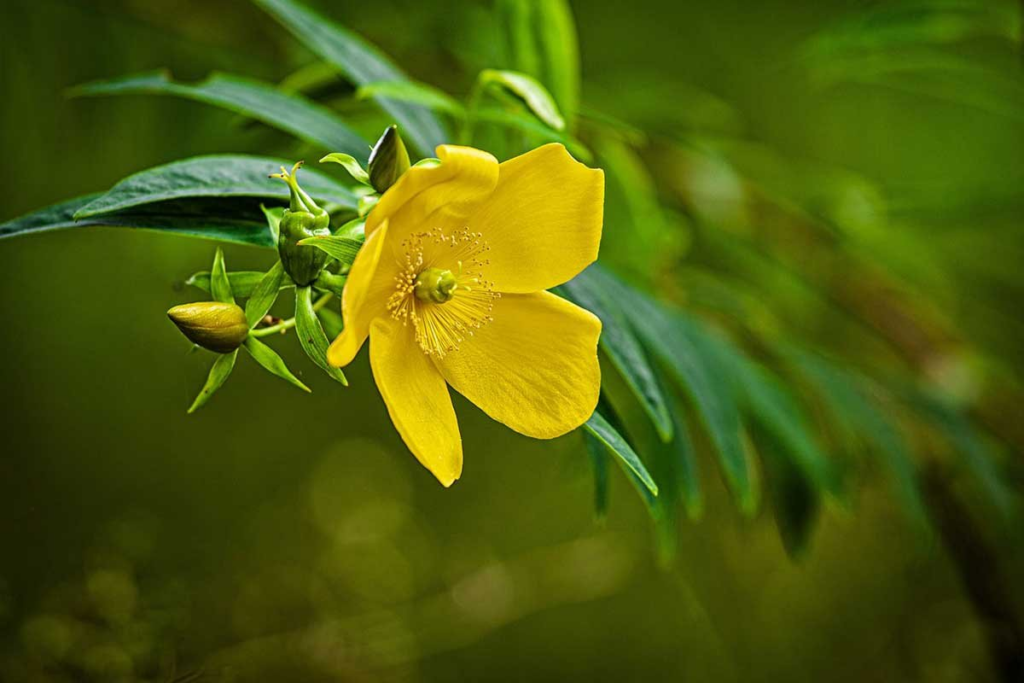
[387, 227, 499, 358]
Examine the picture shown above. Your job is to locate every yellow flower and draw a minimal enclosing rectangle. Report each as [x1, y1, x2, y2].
[327, 143, 604, 486]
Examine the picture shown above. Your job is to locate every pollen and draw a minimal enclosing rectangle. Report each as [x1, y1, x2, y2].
[387, 226, 499, 358]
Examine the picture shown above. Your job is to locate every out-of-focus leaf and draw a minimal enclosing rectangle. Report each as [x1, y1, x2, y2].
[474, 107, 591, 161]
[561, 269, 674, 442]
[253, 0, 449, 155]
[261, 205, 283, 242]
[583, 429, 610, 521]
[725, 350, 841, 496]
[74, 155, 359, 221]
[496, 0, 580, 119]
[210, 248, 233, 304]
[187, 270, 294, 297]
[479, 69, 566, 131]
[187, 350, 238, 414]
[0, 194, 276, 248]
[758, 433, 820, 557]
[334, 217, 365, 241]
[318, 307, 344, 339]
[356, 80, 467, 117]
[69, 70, 367, 155]
[243, 336, 310, 392]
[320, 152, 370, 186]
[588, 266, 757, 514]
[295, 286, 347, 386]
[584, 411, 659, 498]
[788, 349, 928, 528]
[297, 235, 362, 265]
[245, 261, 285, 328]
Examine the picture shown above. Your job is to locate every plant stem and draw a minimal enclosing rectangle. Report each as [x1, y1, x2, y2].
[250, 292, 332, 338]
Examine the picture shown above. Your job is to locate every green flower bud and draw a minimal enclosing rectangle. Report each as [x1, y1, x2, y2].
[368, 125, 411, 193]
[271, 162, 331, 286]
[167, 302, 248, 353]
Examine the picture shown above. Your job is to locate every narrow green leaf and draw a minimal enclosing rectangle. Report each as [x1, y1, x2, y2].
[295, 286, 348, 386]
[479, 69, 566, 131]
[320, 152, 370, 185]
[356, 80, 467, 117]
[318, 307, 344, 339]
[297, 235, 362, 265]
[584, 411, 659, 497]
[210, 248, 233, 304]
[187, 270, 293, 298]
[583, 429, 610, 521]
[74, 155, 359, 221]
[587, 266, 757, 514]
[788, 349, 927, 528]
[252, 0, 449, 154]
[245, 261, 285, 328]
[187, 350, 238, 414]
[69, 70, 367, 156]
[473, 108, 591, 161]
[757, 433, 820, 558]
[333, 217, 365, 240]
[243, 336, 310, 392]
[0, 194, 275, 248]
[560, 272, 674, 442]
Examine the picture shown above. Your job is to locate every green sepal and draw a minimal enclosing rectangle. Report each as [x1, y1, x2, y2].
[313, 271, 347, 298]
[320, 152, 371, 185]
[243, 336, 310, 392]
[367, 125, 411, 193]
[188, 349, 238, 413]
[187, 270, 293, 299]
[210, 247, 234, 304]
[295, 286, 348, 386]
[297, 235, 363, 266]
[245, 261, 285, 329]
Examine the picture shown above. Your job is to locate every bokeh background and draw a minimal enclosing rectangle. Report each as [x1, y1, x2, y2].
[1, 0, 1023, 681]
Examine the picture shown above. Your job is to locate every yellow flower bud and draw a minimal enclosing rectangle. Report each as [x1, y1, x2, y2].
[167, 302, 248, 353]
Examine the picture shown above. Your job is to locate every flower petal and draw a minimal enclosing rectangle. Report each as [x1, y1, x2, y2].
[468, 144, 604, 293]
[370, 317, 463, 486]
[366, 145, 499, 245]
[327, 221, 394, 367]
[436, 291, 602, 439]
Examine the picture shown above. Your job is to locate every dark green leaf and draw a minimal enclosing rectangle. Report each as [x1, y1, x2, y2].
[210, 248, 233, 304]
[74, 155, 359, 221]
[356, 80, 467, 117]
[479, 69, 566, 131]
[313, 271, 347, 298]
[69, 70, 367, 156]
[295, 286, 347, 386]
[0, 194, 276, 248]
[561, 270, 674, 441]
[583, 411, 659, 497]
[187, 349, 238, 414]
[758, 434, 820, 558]
[261, 205, 283, 242]
[245, 261, 285, 328]
[252, 0, 449, 155]
[243, 336, 310, 392]
[297, 235, 362, 265]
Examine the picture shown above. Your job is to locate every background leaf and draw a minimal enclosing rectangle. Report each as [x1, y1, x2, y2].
[583, 410, 659, 498]
[479, 69, 566, 131]
[253, 0, 449, 154]
[70, 70, 367, 155]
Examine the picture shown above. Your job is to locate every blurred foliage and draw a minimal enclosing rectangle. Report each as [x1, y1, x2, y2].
[1, 0, 1023, 680]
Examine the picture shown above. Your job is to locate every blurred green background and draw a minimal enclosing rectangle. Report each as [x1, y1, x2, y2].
[1, 0, 1023, 681]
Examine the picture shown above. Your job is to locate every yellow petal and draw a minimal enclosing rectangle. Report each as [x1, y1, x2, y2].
[366, 145, 499, 246]
[326, 221, 394, 367]
[436, 291, 601, 439]
[370, 317, 463, 486]
[468, 144, 604, 293]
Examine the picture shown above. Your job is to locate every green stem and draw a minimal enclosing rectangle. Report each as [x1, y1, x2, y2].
[250, 292, 332, 338]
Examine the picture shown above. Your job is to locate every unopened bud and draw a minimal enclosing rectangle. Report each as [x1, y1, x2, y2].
[368, 125, 411, 193]
[167, 302, 248, 353]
